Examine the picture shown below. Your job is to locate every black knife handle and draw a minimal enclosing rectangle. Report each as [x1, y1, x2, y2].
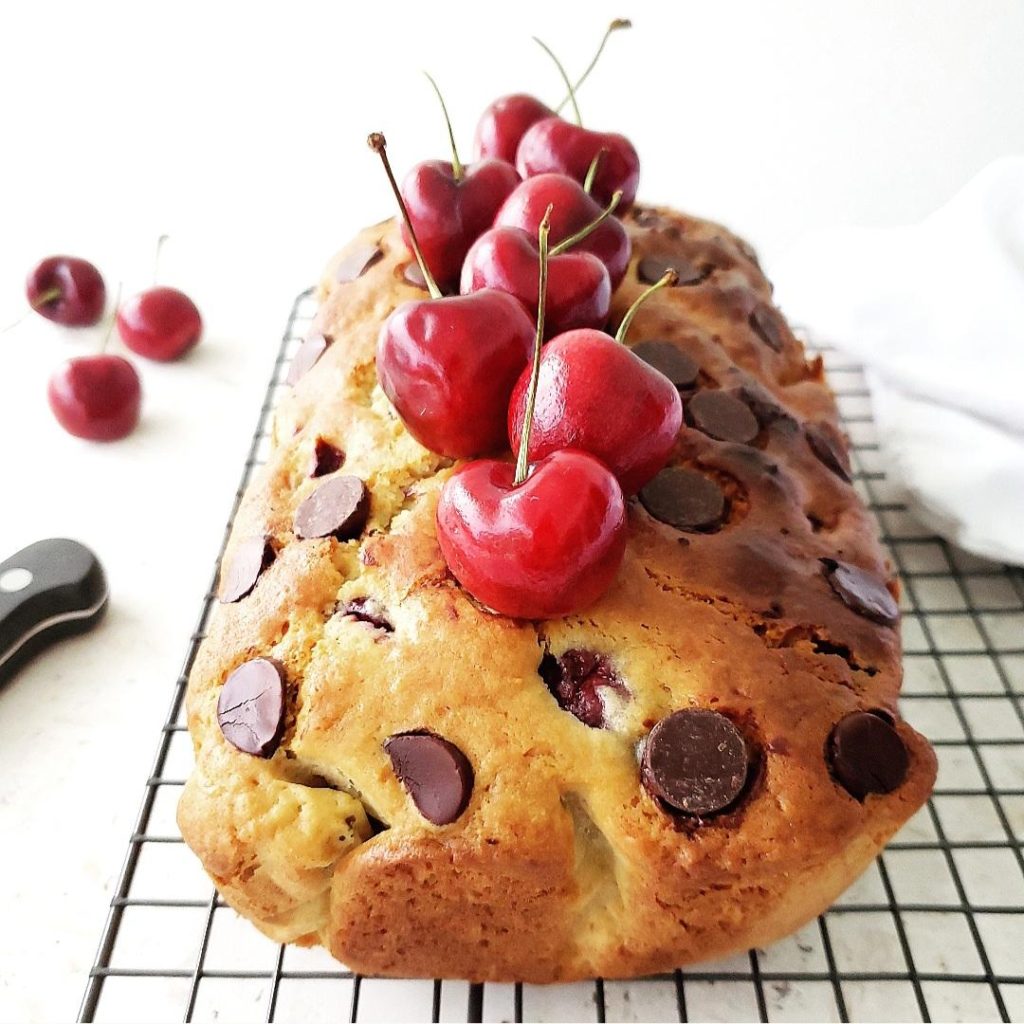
[0, 538, 108, 686]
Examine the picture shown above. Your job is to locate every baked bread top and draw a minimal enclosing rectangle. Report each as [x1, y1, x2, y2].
[178, 204, 935, 982]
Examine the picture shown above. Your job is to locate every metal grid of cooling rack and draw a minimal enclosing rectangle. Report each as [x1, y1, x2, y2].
[79, 291, 1024, 1024]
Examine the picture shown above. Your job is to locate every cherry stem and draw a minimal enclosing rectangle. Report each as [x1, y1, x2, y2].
[423, 72, 463, 182]
[614, 269, 678, 344]
[2, 287, 62, 332]
[582, 149, 606, 195]
[549, 189, 622, 256]
[555, 19, 632, 115]
[99, 282, 123, 355]
[533, 36, 581, 127]
[154, 234, 169, 284]
[514, 205, 552, 488]
[367, 132, 443, 300]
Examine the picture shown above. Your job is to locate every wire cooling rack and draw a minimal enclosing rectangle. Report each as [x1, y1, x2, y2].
[80, 290, 1024, 1024]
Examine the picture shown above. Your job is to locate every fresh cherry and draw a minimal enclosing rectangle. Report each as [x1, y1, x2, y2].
[25, 256, 106, 326]
[370, 133, 534, 458]
[474, 94, 554, 164]
[508, 270, 682, 495]
[495, 172, 631, 287]
[47, 354, 141, 441]
[436, 212, 627, 618]
[116, 286, 202, 361]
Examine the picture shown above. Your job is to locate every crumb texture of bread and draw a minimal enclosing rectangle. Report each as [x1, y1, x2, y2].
[178, 206, 935, 981]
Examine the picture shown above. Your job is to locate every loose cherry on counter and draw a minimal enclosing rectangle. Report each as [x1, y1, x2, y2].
[495, 172, 631, 287]
[508, 269, 683, 495]
[398, 74, 519, 293]
[460, 190, 619, 338]
[436, 210, 627, 619]
[370, 133, 534, 458]
[24, 256, 106, 327]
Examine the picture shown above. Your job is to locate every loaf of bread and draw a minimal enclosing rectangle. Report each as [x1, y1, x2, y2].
[177, 204, 935, 982]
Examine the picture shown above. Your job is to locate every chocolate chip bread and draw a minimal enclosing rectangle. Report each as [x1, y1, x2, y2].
[177, 205, 935, 982]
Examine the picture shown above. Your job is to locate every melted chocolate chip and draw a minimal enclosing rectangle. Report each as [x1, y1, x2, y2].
[384, 731, 473, 825]
[294, 475, 370, 540]
[748, 304, 785, 352]
[639, 467, 726, 532]
[822, 559, 899, 627]
[335, 243, 384, 283]
[539, 649, 626, 729]
[342, 596, 393, 633]
[687, 390, 759, 444]
[828, 711, 908, 800]
[632, 207, 676, 231]
[642, 709, 749, 816]
[217, 658, 285, 757]
[806, 424, 852, 482]
[734, 382, 795, 431]
[638, 254, 709, 287]
[219, 536, 275, 604]
[402, 262, 427, 289]
[631, 341, 700, 389]
[309, 437, 345, 478]
[286, 332, 332, 386]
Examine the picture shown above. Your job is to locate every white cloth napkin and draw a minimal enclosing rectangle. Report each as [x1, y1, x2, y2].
[775, 156, 1024, 567]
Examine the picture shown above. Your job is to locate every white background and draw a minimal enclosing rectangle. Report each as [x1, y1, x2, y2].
[0, 1, 1022, 1020]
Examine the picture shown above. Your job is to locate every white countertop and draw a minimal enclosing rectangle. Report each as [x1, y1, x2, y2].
[1, 1, 1023, 1020]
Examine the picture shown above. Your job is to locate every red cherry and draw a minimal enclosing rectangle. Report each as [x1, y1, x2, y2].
[47, 354, 141, 441]
[461, 226, 610, 338]
[516, 117, 640, 209]
[116, 286, 202, 361]
[495, 173, 631, 288]
[473, 94, 554, 164]
[25, 256, 106, 326]
[436, 450, 627, 618]
[377, 290, 534, 457]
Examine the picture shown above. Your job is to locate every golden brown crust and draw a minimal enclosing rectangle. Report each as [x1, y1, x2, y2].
[178, 205, 935, 981]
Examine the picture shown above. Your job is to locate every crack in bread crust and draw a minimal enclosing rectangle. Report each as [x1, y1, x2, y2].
[177, 207, 935, 981]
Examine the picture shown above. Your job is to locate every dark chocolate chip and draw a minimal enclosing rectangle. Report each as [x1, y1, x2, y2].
[748, 304, 785, 352]
[687, 389, 760, 444]
[539, 649, 626, 729]
[342, 596, 394, 633]
[384, 731, 473, 825]
[828, 711, 908, 800]
[822, 558, 899, 627]
[294, 475, 370, 541]
[309, 437, 345, 478]
[402, 262, 427, 289]
[734, 382, 795, 431]
[217, 658, 286, 757]
[642, 709, 749, 816]
[633, 207, 675, 230]
[631, 341, 700, 389]
[335, 243, 384, 283]
[639, 467, 726, 532]
[806, 423, 852, 482]
[638, 254, 709, 287]
[286, 332, 332, 386]
[219, 536, 275, 604]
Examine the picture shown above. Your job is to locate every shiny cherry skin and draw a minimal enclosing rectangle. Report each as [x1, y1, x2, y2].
[116, 286, 202, 361]
[377, 289, 534, 458]
[47, 354, 141, 441]
[461, 226, 610, 339]
[495, 173, 631, 288]
[473, 94, 554, 165]
[26, 256, 106, 326]
[508, 330, 683, 495]
[436, 449, 627, 619]
[516, 118, 640, 209]
[400, 158, 519, 293]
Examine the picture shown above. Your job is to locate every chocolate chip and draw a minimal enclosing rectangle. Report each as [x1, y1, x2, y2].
[687, 390, 759, 444]
[335, 243, 384, 283]
[294, 475, 369, 540]
[828, 711, 908, 800]
[638, 254, 709, 287]
[342, 596, 393, 633]
[806, 423, 852, 482]
[219, 536, 275, 603]
[631, 341, 699, 389]
[539, 649, 626, 729]
[402, 262, 427, 289]
[217, 658, 285, 757]
[286, 332, 332, 385]
[748, 304, 785, 352]
[309, 437, 345, 478]
[822, 558, 899, 627]
[384, 731, 473, 825]
[639, 467, 726, 532]
[642, 709, 749, 816]
[633, 207, 675, 230]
